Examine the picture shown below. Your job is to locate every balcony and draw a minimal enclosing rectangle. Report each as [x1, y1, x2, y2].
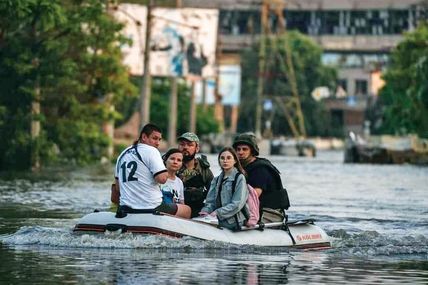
[219, 34, 404, 53]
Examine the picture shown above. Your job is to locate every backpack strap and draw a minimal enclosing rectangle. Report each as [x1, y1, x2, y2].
[231, 172, 241, 194]
[198, 155, 211, 168]
[231, 172, 247, 231]
[215, 175, 223, 209]
[196, 156, 214, 191]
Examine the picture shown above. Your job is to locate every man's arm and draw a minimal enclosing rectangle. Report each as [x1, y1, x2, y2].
[111, 178, 120, 204]
[253, 187, 263, 197]
[145, 146, 168, 184]
[247, 167, 271, 198]
[154, 170, 168, 184]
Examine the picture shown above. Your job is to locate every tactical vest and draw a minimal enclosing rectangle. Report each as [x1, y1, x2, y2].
[245, 158, 290, 210]
[178, 155, 214, 218]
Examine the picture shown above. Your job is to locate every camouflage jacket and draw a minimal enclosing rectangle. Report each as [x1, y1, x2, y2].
[177, 155, 214, 191]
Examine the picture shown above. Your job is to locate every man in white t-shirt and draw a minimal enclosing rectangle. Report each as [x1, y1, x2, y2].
[114, 123, 190, 218]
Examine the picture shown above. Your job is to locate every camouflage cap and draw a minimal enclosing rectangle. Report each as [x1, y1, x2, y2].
[177, 132, 200, 143]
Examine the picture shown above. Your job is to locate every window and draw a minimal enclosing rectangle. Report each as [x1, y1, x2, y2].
[285, 11, 311, 34]
[355, 80, 368, 95]
[338, 79, 348, 92]
[320, 11, 340, 34]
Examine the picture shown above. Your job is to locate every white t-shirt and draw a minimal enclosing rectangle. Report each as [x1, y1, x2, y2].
[161, 177, 185, 204]
[115, 143, 167, 209]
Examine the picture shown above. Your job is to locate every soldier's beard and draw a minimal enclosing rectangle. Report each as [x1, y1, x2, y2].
[183, 152, 196, 162]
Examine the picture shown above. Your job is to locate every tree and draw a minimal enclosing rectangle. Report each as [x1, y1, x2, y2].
[0, 0, 67, 170]
[0, 0, 136, 170]
[378, 22, 428, 138]
[239, 31, 337, 137]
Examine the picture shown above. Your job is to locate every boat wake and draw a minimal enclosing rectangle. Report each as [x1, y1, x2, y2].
[1, 225, 427, 257]
[328, 229, 428, 256]
[0, 225, 265, 252]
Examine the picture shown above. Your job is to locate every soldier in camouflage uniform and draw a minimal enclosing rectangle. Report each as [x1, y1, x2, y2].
[177, 132, 214, 218]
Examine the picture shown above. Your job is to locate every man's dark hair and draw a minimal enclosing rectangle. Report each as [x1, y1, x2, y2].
[162, 148, 182, 164]
[133, 123, 161, 145]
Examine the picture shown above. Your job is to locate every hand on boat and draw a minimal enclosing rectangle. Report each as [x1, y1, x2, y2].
[198, 211, 209, 217]
[198, 211, 216, 217]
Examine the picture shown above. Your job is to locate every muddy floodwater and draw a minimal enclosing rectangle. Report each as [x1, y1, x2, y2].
[1, 151, 427, 284]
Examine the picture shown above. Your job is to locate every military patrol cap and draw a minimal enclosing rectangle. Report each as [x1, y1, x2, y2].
[177, 132, 200, 143]
[233, 133, 259, 156]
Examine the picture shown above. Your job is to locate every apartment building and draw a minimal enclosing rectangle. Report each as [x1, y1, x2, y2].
[182, 0, 427, 134]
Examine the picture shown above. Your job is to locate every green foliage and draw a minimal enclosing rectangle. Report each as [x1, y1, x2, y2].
[0, 0, 137, 170]
[114, 76, 219, 142]
[140, 77, 219, 139]
[195, 106, 219, 135]
[239, 31, 337, 137]
[0, 0, 217, 171]
[378, 22, 428, 138]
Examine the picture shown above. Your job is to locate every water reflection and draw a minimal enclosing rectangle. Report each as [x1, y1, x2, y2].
[85, 250, 292, 285]
[0, 246, 294, 285]
[1, 245, 427, 284]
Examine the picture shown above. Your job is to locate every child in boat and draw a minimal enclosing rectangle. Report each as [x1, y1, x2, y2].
[161, 148, 185, 205]
[199, 147, 248, 230]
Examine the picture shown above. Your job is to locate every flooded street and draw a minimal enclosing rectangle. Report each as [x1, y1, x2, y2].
[1, 150, 427, 284]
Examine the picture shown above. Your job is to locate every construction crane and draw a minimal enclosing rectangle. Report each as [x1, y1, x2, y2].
[255, 0, 306, 138]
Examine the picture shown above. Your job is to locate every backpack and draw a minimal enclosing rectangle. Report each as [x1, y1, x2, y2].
[232, 173, 260, 227]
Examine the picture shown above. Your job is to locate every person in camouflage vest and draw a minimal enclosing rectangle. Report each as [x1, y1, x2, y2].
[177, 132, 214, 218]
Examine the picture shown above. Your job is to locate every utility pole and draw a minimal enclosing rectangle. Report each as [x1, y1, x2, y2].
[139, 0, 153, 129]
[167, 0, 181, 147]
[168, 77, 178, 146]
[189, 81, 197, 133]
[214, 22, 224, 132]
[202, 78, 207, 110]
[255, 0, 269, 138]
[102, 93, 115, 159]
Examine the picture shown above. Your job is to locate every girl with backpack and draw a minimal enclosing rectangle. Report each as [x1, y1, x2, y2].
[199, 147, 248, 230]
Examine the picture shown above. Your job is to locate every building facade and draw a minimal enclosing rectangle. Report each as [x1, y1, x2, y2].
[183, 0, 427, 135]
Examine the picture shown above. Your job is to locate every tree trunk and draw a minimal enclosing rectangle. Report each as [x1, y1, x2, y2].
[31, 75, 41, 171]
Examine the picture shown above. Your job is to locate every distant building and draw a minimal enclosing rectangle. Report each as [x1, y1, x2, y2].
[183, 0, 428, 135]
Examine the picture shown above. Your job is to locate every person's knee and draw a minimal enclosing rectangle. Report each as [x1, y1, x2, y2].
[176, 204, 191, 219]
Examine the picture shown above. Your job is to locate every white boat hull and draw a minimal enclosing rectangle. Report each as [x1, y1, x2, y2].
[74, 211, 331, 249]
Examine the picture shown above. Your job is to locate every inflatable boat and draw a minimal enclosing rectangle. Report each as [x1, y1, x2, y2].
[73, 211, 331, 249]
